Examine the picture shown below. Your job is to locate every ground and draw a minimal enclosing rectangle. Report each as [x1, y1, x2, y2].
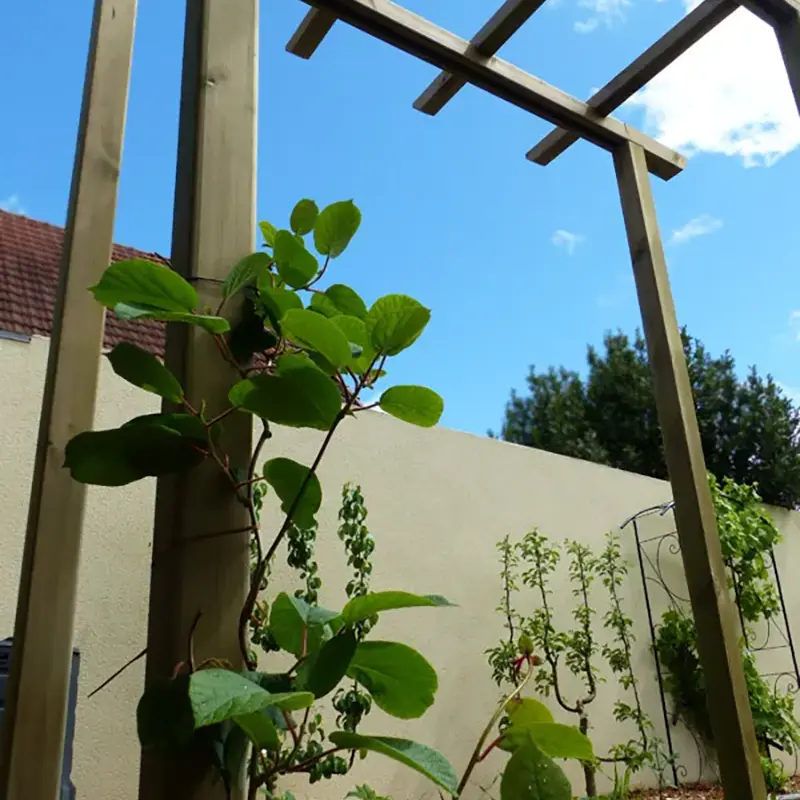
[632, 775, 800, 800]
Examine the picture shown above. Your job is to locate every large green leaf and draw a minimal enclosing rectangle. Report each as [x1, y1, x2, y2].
[378, 386, 443, 428]
[366, 295, 430, 356]
[137, 675, 194, 750]
[281, 308, 353, 369]
[90, 258, 197, 313]
[222, 252, 273, 299]
[313, 200, 361, 258]
[290, 199, 319, 236]
[229, 363, 340, 430]
[273, 229, 318, 288]
[257, 276, 304, 325]
[189, 669, 312, 728]
[500, 740, 573, 800]
[329, 732, 458, 795]
[297, 630, 358, 698]
[340, 591, 454, 627]
[234, 709, 281, 751]
[113, 302, 230, 334]
[262, 457, 322, 527]
[269, 593, 338, 657]
[64, 413, 206, 486]
[324, 284, 368, 319]
[347, 641, 437, 719]
[331, 315, 375, 373]
[106, 342, 183, 402]
[501, 699, 594, 759]
[259, 220, 278, 247]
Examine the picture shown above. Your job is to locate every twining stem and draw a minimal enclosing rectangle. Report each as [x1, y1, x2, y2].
[456, 660, 535, 796]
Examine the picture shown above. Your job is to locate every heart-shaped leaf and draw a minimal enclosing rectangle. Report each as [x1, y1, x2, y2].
[262, 457, 322, 528]
[106, 342, 183, 402]
[378, 385, 443, 427]
[313, 200, 361, 258]
[367, 294, 430, 356]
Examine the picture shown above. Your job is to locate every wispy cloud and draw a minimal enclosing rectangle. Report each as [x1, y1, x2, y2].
[624, 0, 800, 166]
[669, 214, 723, 246]
[552, 229, 585, 255]
[574, 0, 630, 32]
[0, 194, 26, 215]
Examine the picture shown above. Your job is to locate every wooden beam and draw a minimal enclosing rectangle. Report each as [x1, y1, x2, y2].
[613, 140, 767, 800]
[527, 0, 736, 167]
[287, 8, 337, 58]
[738, 0, 800, 26]
[413, 0, 549, 115]
[289, 0, 686, 179]
[137, 0, 257, 797]
[774, 9, 800, 114]
[0, 0, 137, 797]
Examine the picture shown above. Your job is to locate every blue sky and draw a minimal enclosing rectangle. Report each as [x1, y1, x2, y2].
[2, 0, 799, 435]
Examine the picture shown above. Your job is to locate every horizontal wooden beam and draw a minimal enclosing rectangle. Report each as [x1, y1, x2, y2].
[289, 0, 686, 179]
[286, 8, 337, 58]
[738, 0, 800, 26]
[413, 0, 549, 115]
[527, 0, 736, 167]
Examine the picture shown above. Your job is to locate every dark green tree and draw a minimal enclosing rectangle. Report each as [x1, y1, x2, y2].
[497, 328, 800, 508]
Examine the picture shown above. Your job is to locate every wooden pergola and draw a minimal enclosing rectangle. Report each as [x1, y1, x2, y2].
[1, 0, 798, 798]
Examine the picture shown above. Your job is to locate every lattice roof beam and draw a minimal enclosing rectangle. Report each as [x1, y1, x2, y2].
[738, 0, 800, 25]
[527, 0, 736, 167]
[286, 0, 686, 179]
[413, 0, 550, 115]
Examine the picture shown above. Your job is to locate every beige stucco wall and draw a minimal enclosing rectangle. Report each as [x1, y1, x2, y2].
[1, 334, 799, 800]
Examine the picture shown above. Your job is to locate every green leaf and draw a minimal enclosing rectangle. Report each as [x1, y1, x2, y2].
[234, 710, 281, 751]
[297, 630, 358, 698]
[258, 281, 304, 327]
[329, 732, 458, 795]
[189, 669, 312, 728]
[64, 413, 206, 486]
[366, 295, 430, 356]
[507, 697, 555, 725]
[324, 284, 368, 319]
[259, 220, 277, 247]
[281, 308, 352, 368]
[331, 316, 375, 374]
[522, 723, 594, 762]
[106, 342, 183, 402]
[269, 593, 337, 657]
[347, 641, 437, 719]
[90, 259, 197, 313]
[222, 252, 273, 299]
[500, 740, 573, 800]
[379, 386, 443, 428]
[113, 302, 230, 334]
[262, 457, 322, 528]
[314, 200, 361, 258]
[340, 591, 454, 627]
[229, 363, 340, 430]
[290, 199, 319, 236]
[137, 675, 194, 750]
[273, 229, 318, 288]
[227, 302, 278, 365]
[309, 292, 341, 318]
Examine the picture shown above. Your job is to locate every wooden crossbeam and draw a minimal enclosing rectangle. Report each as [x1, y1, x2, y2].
[775, 9, 800, 114]
[738, 0, 800, 25]
[413, 0, 550, 115]
[527, 0, 736, 167]
[287, 0, 685, 179]
[0, 0, 137, 797]
[287, 8, 337, 58]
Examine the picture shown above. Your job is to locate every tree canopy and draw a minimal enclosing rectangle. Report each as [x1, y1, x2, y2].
[497, 329, 800, 509]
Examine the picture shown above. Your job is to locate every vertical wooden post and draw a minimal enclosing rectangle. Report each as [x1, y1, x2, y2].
[775, 10, 800, 115]
[137, 0, 257, 798]
[613, 140, 766, 800]
[0, 2, 137, 798]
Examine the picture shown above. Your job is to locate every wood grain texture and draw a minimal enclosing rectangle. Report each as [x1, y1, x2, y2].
[413, 0, 549, 115]
[527, 0, 735, 166]
[137, 0, 257, 798]
[0, 1, 137, 798]
[291, 0, 686, 178]
[614, 140, 767, 800]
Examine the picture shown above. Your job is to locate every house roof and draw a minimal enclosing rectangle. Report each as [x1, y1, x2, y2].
[0, 209, 168, 357]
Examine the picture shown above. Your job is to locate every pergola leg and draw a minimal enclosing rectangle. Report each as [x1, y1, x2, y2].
[613, 140, 766, 800]
[775, 10, 800, 114]
[0, 1, 137, 797]
[137, 1, 258, 798]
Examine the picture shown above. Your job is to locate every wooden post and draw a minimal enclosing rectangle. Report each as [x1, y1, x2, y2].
[137, 0, 257, 798]
[613, 140, 766, 800]
[775, 10, 800, 115]
[0, 2, 137, 798]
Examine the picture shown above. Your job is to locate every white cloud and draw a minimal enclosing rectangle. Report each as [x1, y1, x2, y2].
[669, 214, 723, 245]
[552, 229, 585, 254]
[575, 0, 630, 32]
[624, 2, 800, 166]
[0, 194, 25, 215]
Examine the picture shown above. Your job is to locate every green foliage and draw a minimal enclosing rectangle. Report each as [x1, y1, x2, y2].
[655, 475, 800, 786]
[500, 739, 573, 800]
[498, 329, 800, 508]
[346, 786, 391, 800]
[761, 756, 788, 792]
[67, 199, 457, 799]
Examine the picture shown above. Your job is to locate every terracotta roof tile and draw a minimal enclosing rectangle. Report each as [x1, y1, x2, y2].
[0, 209, 168, 357]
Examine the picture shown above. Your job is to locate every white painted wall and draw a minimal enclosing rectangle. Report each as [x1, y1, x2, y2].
[1, 335, 799, 800]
